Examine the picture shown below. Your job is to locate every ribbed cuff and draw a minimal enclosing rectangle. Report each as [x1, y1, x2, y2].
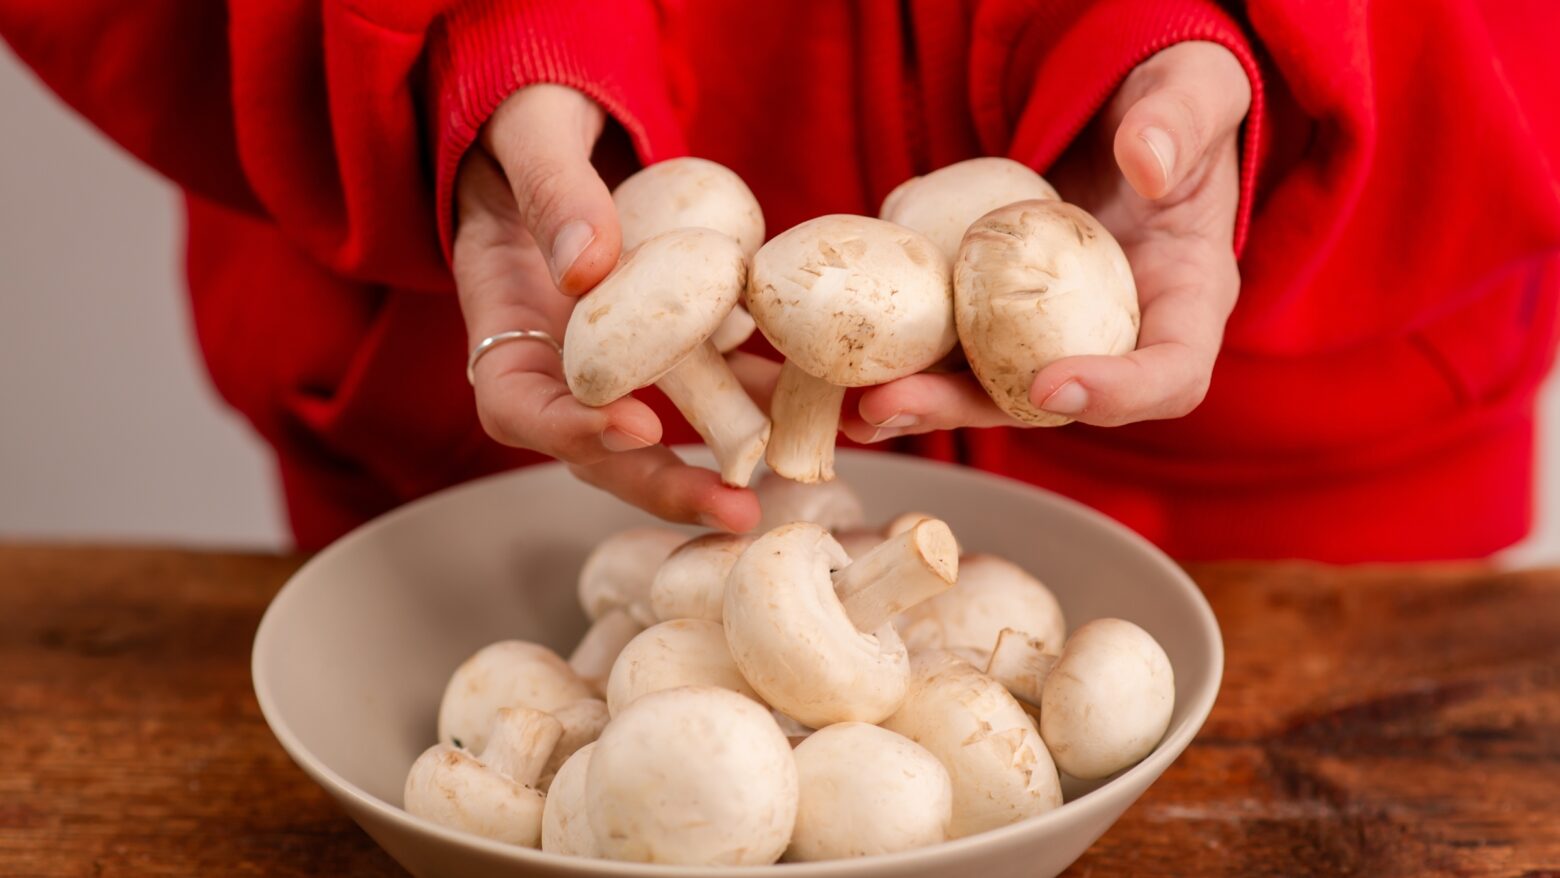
[425, 0, 685, 260]
[973, 0, 1264, 253]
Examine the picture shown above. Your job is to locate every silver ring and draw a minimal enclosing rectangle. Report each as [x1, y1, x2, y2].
[466, 330, 563, 386]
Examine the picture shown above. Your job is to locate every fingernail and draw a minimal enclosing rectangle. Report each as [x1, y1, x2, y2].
[698, 512, 730, 531]
[550, 220, 595, 286]
[601, 426, 653, 452]
[1139, 127, 1175, 191]
[1040, 381, 1088, 415]
[866, 428, 906, 444]
[868, 412, 919, 429]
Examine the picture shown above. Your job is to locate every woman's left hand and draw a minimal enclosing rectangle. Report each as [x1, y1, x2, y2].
[843, 40, 1251, 443]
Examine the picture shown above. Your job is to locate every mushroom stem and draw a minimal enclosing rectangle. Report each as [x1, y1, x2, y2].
[834, 520, 959, 631]
[984, 628, 1058, 718]
[766, 361, 846, 484]
[654, 340, 771, 487]
[480, 708, 564, 788]
[568, 608, 644, 694]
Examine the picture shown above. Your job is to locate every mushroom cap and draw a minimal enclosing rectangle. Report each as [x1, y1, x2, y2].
[881, 650, 1062, 838]
[564, 228, 747, 406]
[605, 618, 760, 716]
[614, 156, 766, 258]
[723, 522, 910, 728]
[896, 553, 1067, 661]
[748, 215, 955, 386]
[538, 698, 610, 790]
[954, 200, 1139, 426]
[541, 742, 601, 857]
[786, 722, 953, 861]
[436, 640, 593, 752]
[649, 533, 753, 623]
[404, 708, 559, 848]
[1041, 618, 1174, 779]
[754, 471, 866, 532]
[587, 686, 799, 865]
[880, 157, 1059, 262]
[577, 527, 687, 622]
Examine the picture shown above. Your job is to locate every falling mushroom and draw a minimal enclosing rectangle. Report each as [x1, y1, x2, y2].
[748, 215, 955, 482]
[564, 228, 771, 486]
[954, 199, 1140, 426]
[786, 722, 953, 861]
[586, 686, 799, 865]
[724, 519, 957, 727]
[404, 707, 563, 847]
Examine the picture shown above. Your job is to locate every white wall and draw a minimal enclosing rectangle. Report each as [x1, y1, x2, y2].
[0, 47, 287, 549]
[0, 45, 1554, 562]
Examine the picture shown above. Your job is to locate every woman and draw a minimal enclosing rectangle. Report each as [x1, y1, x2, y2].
[4, 0, 1556, 561]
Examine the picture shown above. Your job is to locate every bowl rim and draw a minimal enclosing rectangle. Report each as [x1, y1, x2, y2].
[252, 449, 1223, 875]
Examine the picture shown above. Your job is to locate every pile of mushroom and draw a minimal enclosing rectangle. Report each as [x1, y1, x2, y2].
[403, 475, 1178, 865]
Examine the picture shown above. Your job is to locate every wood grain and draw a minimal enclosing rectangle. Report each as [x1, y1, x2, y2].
[1, 546, 1556, 877]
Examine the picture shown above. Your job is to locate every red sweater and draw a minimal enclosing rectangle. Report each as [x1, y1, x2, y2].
[5, 0, 1558, 561]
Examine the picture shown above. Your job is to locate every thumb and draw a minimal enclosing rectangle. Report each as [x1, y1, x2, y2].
[482, 84, 621, 295]
[1111, 42, 1250, 200]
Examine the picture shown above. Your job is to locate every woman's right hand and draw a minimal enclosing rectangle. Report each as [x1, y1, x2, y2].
[453, 84, 760, 531]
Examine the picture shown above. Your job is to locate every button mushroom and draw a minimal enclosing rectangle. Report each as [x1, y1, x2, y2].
[954, 199, 1140, 426]
[754, 470, 866, 532]
[612, 156, 765, 355]
[541, 741, 600, 858]
[881, 650, 1062, 838]
[879, 157, 1059, 262]
[786, 722, 953, 861]
[587, 686, 799, 865]
[569, 527, 685, 690]
[648, 533, 753, 623]
[437, 640, 593, 753]
[563, 227, 771, 486]
[604, 618, 759, 716]
[537, 697, 609, 791]
[748, 215, 955, 482]
[724, 519, 958, 728]
[896, 553, 1066, 664]
[991, 619, 1175, 780]
[404, 707, 563, 847]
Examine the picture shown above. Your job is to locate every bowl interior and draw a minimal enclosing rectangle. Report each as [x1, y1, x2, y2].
[253, 449, 1221, 873]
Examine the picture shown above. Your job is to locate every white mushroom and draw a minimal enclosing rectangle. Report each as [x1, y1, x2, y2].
[724, 519, 957, 727]
[992, 619, 1175, 780]
[570, 527, 685, 689]
[954, 199, 1139, 426]
[541, 742, 600, 858]
[748, 215, 955, 482]
[404, 707, 563, 847]
[587, 686, 799, 865]
[538, 698, 610, 791]
[613, 156, 765, 355]
[879, 156, 1059, 262]
[437, 640, 593, 752]
[648, 533, 753, 623]
[564, 228, 770, 486]
[896, 553, 1066, 664]
[604, 618, 759, 716]
[754, 471, 866, 532]
[785, 722, 953, 861]
[881, 650, 1062, 838]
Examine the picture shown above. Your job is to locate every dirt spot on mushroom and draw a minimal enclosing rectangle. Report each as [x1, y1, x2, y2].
[587, 304, 612, 324]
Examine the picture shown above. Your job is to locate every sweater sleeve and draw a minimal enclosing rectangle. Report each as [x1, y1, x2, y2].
[424, 0, 685, 261]
[0, 0, 682, 291]
[969, 0, 1265, 253]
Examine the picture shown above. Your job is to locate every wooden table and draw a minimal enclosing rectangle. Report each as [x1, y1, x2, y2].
[2, 545, 1557, 877]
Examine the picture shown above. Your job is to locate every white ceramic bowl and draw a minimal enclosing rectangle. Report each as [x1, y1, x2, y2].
[253, 449, 1221, 878]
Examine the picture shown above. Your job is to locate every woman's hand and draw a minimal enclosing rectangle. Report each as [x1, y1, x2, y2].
[454, 84, 760, 530]
[844, 41, 1251, 442]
